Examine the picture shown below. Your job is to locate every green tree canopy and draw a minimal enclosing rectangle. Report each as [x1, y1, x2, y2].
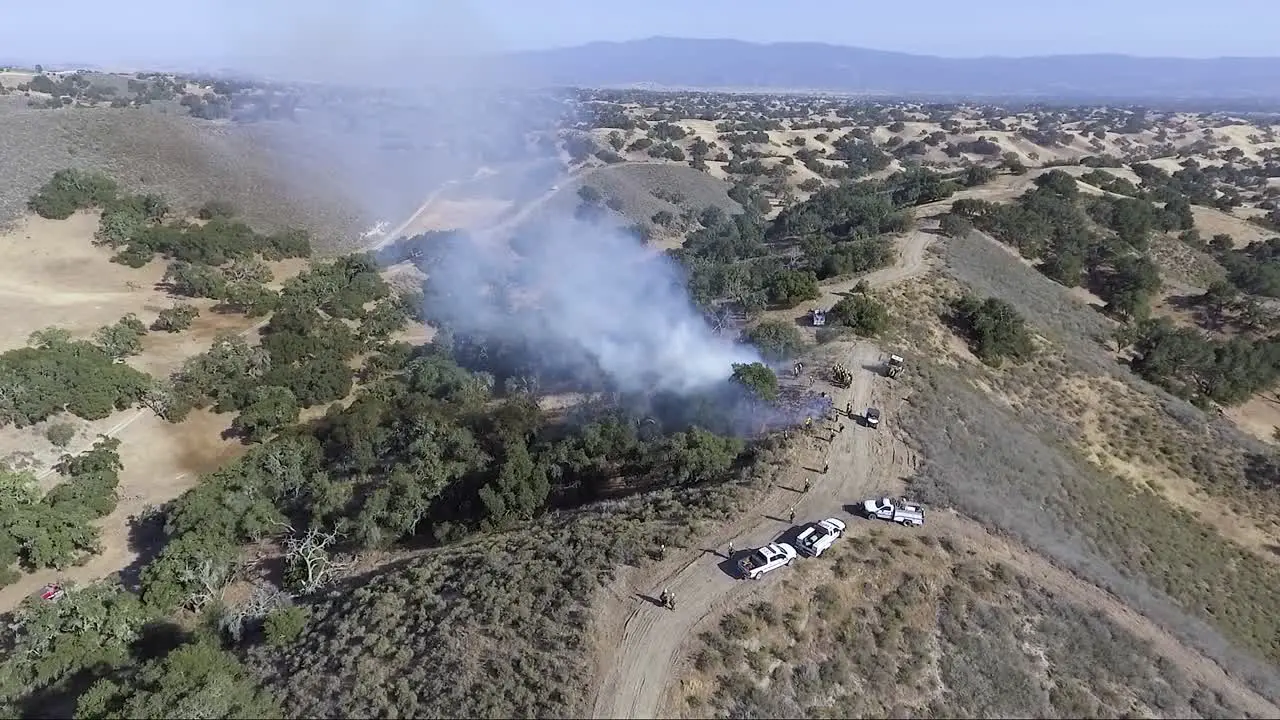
[730, 362, 779, 403]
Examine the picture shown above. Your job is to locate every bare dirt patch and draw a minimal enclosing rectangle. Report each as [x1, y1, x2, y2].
[396, 198, 513, 238]
[0, 212, 171, 350]
[0, 406, 243, 611]
[1227, 393, 1280, 445]
[1192, 205, 1272, 249]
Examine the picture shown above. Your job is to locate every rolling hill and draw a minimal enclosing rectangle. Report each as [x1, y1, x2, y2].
[503, 37, 1280, 102]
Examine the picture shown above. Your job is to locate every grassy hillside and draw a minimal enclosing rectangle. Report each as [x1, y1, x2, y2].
[679, 531, 1254, 718]
[249, 479, 762, 718]
[0, 99, 364, 247]
[879, 229, 1280, 697]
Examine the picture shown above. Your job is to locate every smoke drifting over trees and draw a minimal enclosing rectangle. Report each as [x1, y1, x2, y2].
[417, 216, 762, 397]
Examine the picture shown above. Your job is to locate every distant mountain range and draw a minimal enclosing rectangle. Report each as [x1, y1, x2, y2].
[503, 37, 1280, 102]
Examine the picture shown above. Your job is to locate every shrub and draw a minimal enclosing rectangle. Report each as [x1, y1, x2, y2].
[744, 320, 806, 361]
[27, 169, 119, 220]
[45, 423, 76, 448]
[829, 295, 890, 337]
[948, 295, 1035, 365]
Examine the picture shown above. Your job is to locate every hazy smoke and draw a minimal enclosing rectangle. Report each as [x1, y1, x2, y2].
[421, 213, 762, 395]
[198, 3, 765, 398]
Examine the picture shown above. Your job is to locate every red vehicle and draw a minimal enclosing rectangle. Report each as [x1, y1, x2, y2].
[39, 583, 65, 602]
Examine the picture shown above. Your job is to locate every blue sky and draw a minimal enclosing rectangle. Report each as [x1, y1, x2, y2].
[0, 0, 1271, 70]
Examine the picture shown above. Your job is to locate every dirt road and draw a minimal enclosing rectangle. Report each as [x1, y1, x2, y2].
[588, 216, 1276, 719]
[590, 231, 932, 719]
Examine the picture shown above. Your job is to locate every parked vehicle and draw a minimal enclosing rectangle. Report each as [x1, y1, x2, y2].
[865, 407, 882, 428]
[796, 518, 847, 557]
[861, 497, 925, 526]
[885, 354, 905, 378]
[738, 542, 798, 579]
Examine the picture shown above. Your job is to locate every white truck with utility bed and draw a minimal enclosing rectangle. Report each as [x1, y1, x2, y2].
[796, 518, 847, 557]
[738, 542, 798, 579]
[862, 497, 925, 527]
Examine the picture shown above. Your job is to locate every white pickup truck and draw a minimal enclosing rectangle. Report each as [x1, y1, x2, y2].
[795, 518, 847, 557]
[862, 497, 925, 527]
[738, 542, 798, 580]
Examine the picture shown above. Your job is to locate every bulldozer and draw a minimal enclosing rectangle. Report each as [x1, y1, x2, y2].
[831, 363, 853, 388]
[885, 354, 905, 379]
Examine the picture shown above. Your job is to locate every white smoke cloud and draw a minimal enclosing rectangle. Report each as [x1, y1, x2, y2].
[421, 211, 762, 395]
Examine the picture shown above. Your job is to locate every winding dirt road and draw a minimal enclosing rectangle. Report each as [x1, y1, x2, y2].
[590, 231, 934, 719]
[586, 222, 1280, 719]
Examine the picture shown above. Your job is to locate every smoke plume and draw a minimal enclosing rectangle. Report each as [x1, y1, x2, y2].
[417, 212, 763, 396]
[195, 3, 770, 401]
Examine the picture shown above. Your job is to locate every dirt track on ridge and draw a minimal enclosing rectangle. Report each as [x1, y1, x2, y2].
[587, 222, 1280, 719]
[589, 231, 932, 719]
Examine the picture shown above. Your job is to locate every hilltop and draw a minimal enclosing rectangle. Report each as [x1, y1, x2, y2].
[504, 37, 1280, 102]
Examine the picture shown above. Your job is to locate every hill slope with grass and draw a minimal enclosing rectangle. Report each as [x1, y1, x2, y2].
[0, 99, 364, 247]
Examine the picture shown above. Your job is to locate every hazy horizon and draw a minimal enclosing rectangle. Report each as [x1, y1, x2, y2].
[0, 0, 1276, 74]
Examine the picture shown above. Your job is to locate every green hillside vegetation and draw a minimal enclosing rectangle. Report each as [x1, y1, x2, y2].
[0, 160, 955, 715]
[950, 168, 1280, 408]
[0, 438, 124, 585]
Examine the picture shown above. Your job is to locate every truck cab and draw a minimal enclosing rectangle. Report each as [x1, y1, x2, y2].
[862, 497, 925, 527]
[738, 542, 798, 579]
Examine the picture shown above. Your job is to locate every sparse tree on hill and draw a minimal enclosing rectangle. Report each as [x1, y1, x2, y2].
[283, 526, 354, 594]
[93, 314, 148, 358]
[744, 320, 806, 361]
[152, 303, 200, 333]
[730, 362, 779, 403]
[940, 213, 973, 238]
[830, 294, 890, 337]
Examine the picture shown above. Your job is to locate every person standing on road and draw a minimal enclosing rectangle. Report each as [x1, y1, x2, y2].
[803, 478, 812, 492]
[823, 462, 830, 474]
[728, 540, 735, 557]
[788, 507, 796, 524]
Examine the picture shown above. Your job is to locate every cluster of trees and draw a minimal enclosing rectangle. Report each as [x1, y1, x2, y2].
[137, 339, 752, 616]
[679, 169, 954, 319]
[1079, 169, 1141, 197]
[947, 168, 1280, 407]
[1119, 317, 1280, 407]
[14, 71, 184, 109]
[153, 254, 413, 432]
[27, 169, 121, 220]
[29, 170, 313, 279]
[952, 170, 1171, 319]
[0, 579, 282, 717]
[948, 295, 1035, 366]
[0, 327, 152, 428]
[1213, 236, 1280, 298]
[0, 437, 123, 585]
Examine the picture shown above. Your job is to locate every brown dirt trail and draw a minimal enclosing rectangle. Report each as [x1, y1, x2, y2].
[587, 219, 1277, 718]
[590, 231, 931, 719]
